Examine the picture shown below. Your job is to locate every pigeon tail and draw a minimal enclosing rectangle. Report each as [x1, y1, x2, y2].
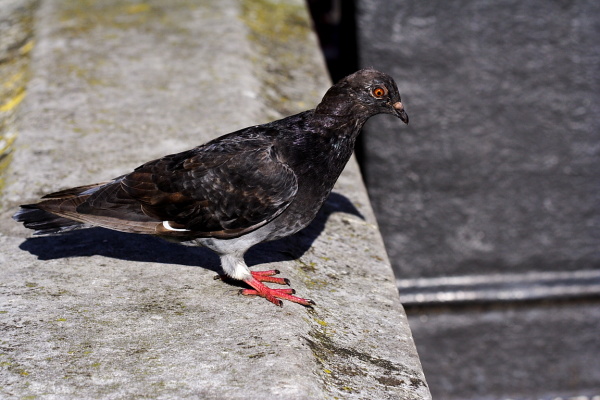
[12, 182, 106, 235]
[12, 206, 86, 235]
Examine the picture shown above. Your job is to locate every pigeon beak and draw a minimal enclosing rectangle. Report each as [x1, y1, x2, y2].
[393, 102, 409, 124]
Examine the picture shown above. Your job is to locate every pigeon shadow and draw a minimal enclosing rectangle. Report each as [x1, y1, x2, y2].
[18, 192, 364, 273]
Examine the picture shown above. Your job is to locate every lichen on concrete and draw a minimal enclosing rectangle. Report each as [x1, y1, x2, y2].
[0, 0, 38, 196]
[240, 0, 329, 119]
[303, 299, 428, 399]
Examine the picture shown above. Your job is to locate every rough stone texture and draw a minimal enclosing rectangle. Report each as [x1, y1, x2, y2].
[0, 1, 430, 399]
[0, 0, 37, 186]
[356, 0, 599, 398]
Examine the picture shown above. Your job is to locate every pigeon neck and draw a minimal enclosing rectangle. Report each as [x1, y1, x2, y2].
[314, 87, 372, 123]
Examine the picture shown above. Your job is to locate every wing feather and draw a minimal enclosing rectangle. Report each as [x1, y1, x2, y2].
[120, 138, 298, 238]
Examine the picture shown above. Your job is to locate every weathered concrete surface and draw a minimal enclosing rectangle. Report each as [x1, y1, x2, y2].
[0, 0, 37, 188]
[356, 0, 599, 398]
[0, 0, 430, 399]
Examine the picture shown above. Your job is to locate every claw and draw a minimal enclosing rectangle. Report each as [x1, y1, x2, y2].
[251, 269, 280, 276]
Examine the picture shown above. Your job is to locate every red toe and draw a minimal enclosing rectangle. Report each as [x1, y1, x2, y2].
[242, 277, 314, 307]
[250, 270, 289, 285]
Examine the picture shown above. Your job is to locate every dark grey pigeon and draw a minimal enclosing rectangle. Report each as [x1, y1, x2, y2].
[13, 68, 409, 307]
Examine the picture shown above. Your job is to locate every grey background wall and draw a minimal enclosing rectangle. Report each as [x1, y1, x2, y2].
[345, 0, 600, 398]
[357, 0, 598, 281]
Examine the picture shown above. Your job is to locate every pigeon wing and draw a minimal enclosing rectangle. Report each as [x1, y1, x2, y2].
[118, 142, 298, 238]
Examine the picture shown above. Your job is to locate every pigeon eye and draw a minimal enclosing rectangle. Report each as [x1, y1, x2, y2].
[372, 87, 386, 98]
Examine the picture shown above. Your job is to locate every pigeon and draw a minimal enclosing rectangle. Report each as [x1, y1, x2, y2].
[13, 68, 408, 307]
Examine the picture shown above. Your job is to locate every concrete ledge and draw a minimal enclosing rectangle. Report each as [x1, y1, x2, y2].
[0, 1, 430, 398]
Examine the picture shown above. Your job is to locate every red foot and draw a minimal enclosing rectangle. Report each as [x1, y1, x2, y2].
[241, 271, 315, 307]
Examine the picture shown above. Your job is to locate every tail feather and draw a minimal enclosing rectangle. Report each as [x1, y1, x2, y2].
[13, 182, 106, 235]
[40, 182, 109, 199]
[13, 178, 162, 236]
[12, 205, 86, 235]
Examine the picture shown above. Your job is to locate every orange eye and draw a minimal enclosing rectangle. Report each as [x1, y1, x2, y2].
[372, 87, 386, 98]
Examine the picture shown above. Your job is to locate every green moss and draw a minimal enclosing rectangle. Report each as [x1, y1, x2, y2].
[240, 0, 316, 117]
[58, 0, 199, 36]
[376, 375, 405, 387]
[0, 354, 31, 379]
[240, 0, 310, 44]
[294, 258, 332, 290]
[58, 0, 153, 34]
[0, 1, 39, 198]
[248, 352, 266, 359]
[303, 312, 427, 395]
[296, 259, 317, 273]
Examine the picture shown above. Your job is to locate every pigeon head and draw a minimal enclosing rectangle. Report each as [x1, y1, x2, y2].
[315, 68, 409, 124]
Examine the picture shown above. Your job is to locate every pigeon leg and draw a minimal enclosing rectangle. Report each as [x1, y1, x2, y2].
[241, 276, 315, 307]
